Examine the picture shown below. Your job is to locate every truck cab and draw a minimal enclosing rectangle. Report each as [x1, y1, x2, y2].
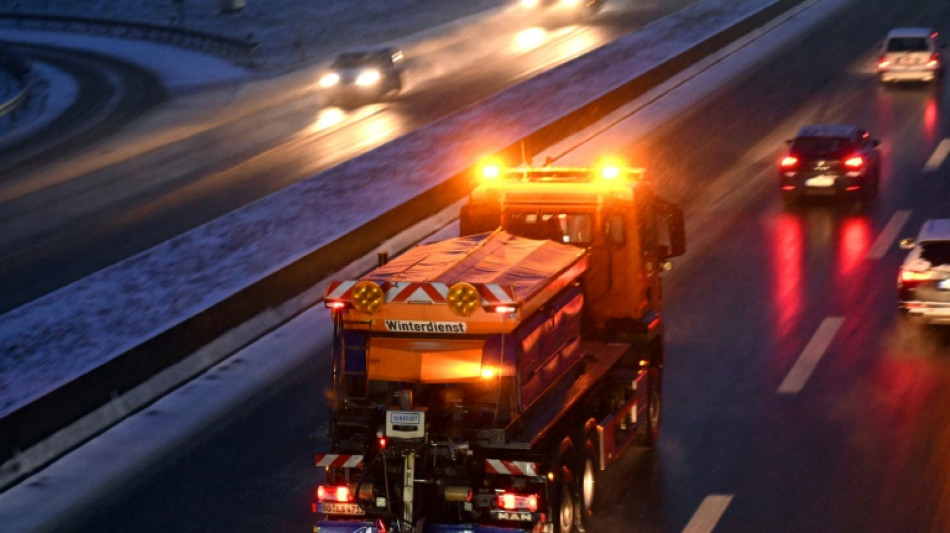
[460, 159, 686, 343]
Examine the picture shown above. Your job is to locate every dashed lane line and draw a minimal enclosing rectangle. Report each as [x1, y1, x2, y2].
[866, 210, 911, 260]
[778, 316, 844, 394]
[683, 494, 734, 533]
[923, 138, 950, 173]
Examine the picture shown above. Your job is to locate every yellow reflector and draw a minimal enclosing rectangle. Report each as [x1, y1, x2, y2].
[351, 280, 384, 314]
[447, 282, 480, 317]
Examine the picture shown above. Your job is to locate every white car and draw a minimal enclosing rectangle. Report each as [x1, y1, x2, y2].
[877, 27, 944, 83]
[898, 219, 950, 324]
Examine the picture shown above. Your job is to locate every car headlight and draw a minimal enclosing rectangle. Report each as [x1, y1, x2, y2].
[356, 69, 381, 86]
[319, 72, 340, 88]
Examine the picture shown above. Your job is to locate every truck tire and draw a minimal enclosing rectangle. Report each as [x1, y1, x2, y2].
[580, 444, 599, 529]
[556, 463, 578, 533]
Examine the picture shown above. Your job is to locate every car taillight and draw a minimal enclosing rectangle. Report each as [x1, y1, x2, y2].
[843, 155, 863, 169]
[877, 56, 891, 69]
[926, 53, 940, 69]
[497, 492, 539, 512]
[780, 155, 798, 169]
[317, 485, 353, 502]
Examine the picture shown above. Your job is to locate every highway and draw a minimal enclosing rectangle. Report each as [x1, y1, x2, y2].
[0, 0, 697, 315]
[44, 0, 950, 531]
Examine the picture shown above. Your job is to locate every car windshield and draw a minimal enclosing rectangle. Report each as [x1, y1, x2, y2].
[920, 242, 950, 266]
[790, 137, 855, 159]
[886, 37, 930, 52]
[332, 52, 386, 69]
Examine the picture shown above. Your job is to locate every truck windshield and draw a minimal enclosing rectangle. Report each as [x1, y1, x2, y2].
[505, 212, 592, 245]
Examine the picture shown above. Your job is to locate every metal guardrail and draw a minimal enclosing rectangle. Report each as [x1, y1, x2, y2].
[0, 12, 263, 68]
[0, 48, 30, 120]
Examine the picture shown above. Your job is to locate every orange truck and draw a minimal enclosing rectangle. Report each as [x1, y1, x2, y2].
[314, 160, 686, 533]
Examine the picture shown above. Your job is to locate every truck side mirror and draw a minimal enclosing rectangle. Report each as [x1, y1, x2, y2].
[665, 205, 686, 258]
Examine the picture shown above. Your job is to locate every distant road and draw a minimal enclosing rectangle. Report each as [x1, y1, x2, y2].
[0, 0, 697, 315]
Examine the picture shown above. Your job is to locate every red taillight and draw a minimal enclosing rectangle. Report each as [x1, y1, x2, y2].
[780, 155, 798, 169]
[497, 492, 538, 512]
[878, 56, 890, 69]
[325, 300, 346, 310]
[926, 53, 940, 69]
[317, 485, 352, 502]
[843, 155, 863, 169]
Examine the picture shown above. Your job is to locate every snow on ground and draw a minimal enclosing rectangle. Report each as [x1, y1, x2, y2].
[0, 0, 780, 421]
[0, 0, 511, 71]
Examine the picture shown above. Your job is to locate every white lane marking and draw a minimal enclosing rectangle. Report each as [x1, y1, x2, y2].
[683, 494, 734, 533]
[778, 317, 844, 394]
[866, 210, 911, 260]
[923, 138, 950, 173]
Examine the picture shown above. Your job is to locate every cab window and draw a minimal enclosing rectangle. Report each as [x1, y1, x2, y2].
[505, 212, 592, 245]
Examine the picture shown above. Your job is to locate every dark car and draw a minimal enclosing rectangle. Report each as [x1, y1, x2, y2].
[779, 124, 881, 206]
[898, 219, 950, 325]
[319, 46, 404, 107]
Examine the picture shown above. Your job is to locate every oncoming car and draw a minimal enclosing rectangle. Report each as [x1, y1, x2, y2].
[518, 0, 604, 19]
[778, 124, 881, 206]
[319, 46, 404, 107]
[877, 27, 944, 83]
[898, 219, 950, 325]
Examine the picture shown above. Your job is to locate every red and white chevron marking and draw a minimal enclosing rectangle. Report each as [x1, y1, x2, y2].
[325, 281, 517, 306]
[484, 459, 539, 476]
[314, 454, 364, 468]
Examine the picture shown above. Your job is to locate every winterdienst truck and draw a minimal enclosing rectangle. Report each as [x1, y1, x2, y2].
[313, 159, 685, 533]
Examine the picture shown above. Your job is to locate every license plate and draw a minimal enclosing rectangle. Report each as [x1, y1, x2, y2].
[939, 279, 950, 290]
[319, 502, 364, 515]
[805, 175, 835, 187]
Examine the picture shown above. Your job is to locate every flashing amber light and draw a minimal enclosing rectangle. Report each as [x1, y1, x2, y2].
[447, 282, 480, 317]
[843, 156, 863, 169]
[351, 280, 384, 314]
[480, 366, 497, 379]
[317, 485, 353, 502]
[498, 492, 539, 512]
[780, 156, 798, 168]
[547, 472, 555, 481]
[478, 157, 505, 181]
[593, 157, 626, 181]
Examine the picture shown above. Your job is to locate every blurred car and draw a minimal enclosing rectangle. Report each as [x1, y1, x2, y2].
[898, 219, 950, 324]
[518, 0, 604, 19]
[779, 124, 881, 206]
[877, 27, 944, 83]
[319, 46, 404, 106]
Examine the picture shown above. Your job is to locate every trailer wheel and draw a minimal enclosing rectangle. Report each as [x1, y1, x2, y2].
[556, 463, 578, 533]
[637, 366, 662, 448]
